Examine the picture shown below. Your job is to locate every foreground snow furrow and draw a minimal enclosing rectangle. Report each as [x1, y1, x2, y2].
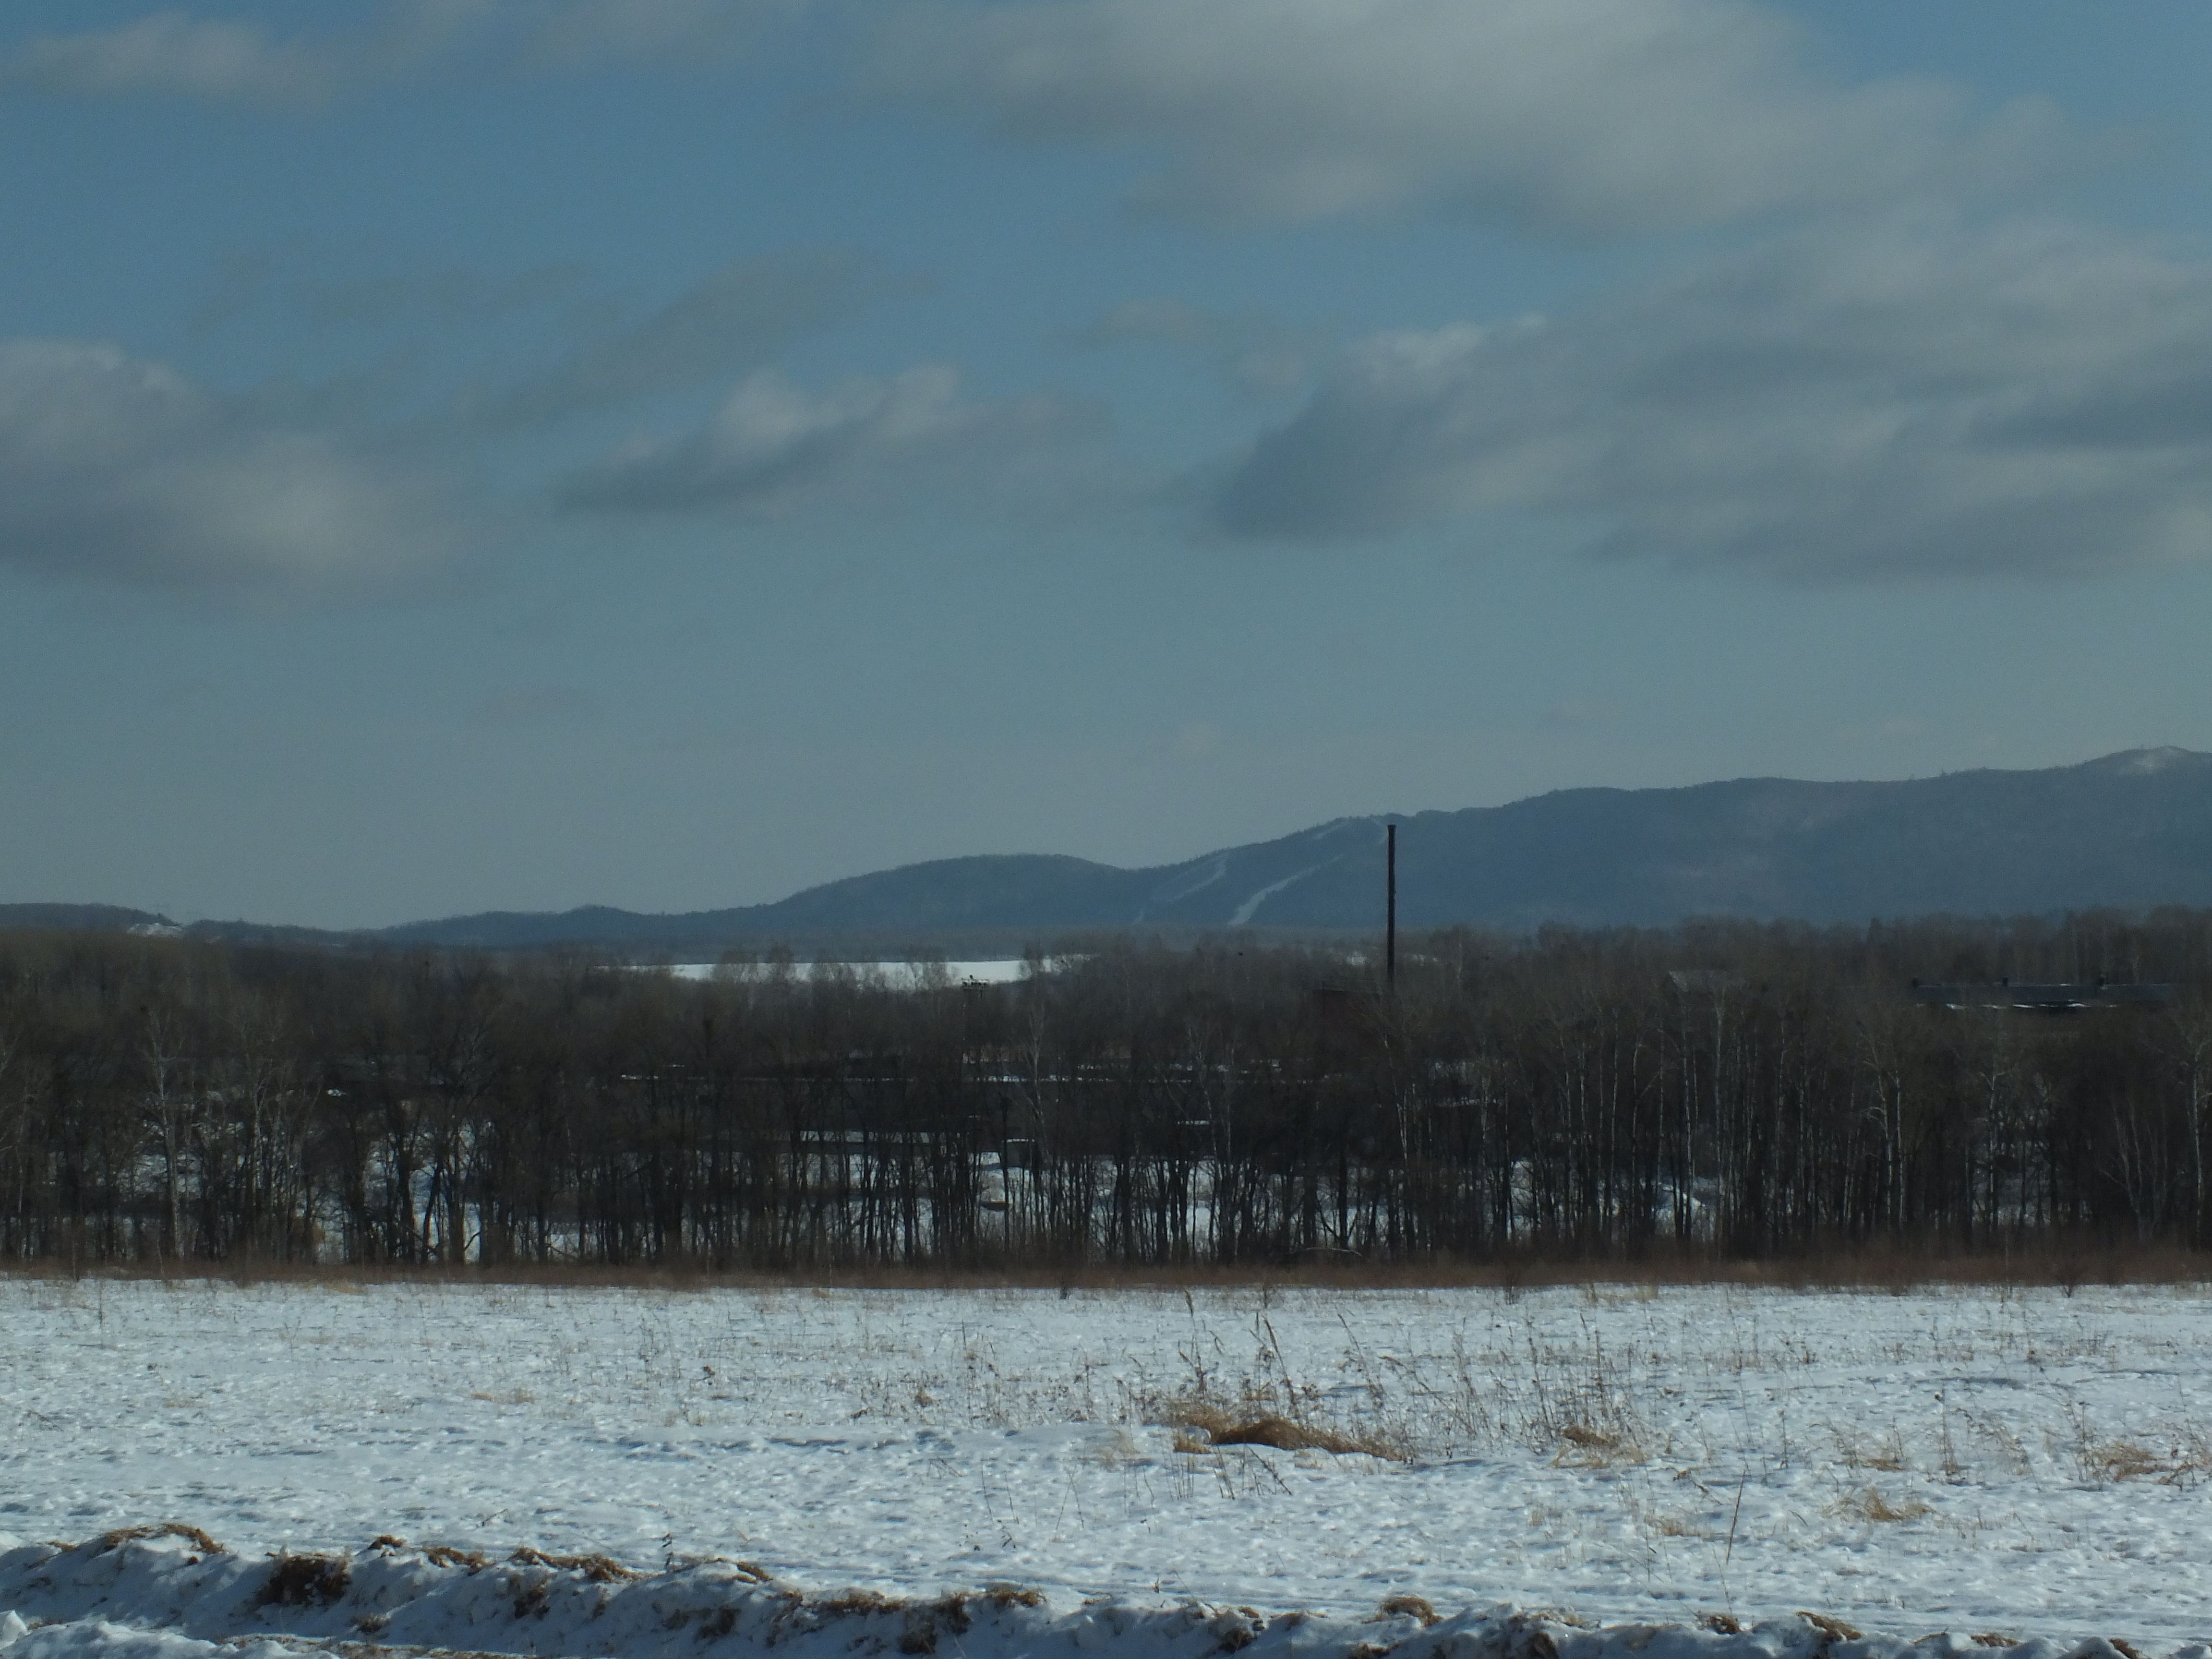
[0, 1533, 2198, 1659]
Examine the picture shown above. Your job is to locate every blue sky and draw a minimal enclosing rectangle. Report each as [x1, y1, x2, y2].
[5, 0, 2212, 927]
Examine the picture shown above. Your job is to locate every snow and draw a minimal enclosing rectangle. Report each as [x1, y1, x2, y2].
[1228, 862, 1328, 926]
[13, 1530, 2181, 1659]
[3, 1280, 2210, 1659]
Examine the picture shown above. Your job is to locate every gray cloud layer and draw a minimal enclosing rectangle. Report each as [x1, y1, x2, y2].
[1080, 298, 1316, 399]
[865, 0, 2055, 236]
[1215, 215, 2212, 579]
[0, 339, 456, 589]
[492, 249, 893, 423]
[559, 364, 1100, 517]
[14, 0, 2046, 247]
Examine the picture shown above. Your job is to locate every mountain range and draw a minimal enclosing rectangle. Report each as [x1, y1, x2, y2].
[9, 747, 2212, 954]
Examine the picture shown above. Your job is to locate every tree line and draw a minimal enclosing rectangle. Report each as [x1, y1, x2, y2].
[1, 910, 2210, 1269]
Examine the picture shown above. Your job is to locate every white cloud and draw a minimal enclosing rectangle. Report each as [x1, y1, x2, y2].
[864, 0, 2056, 236]
[0, 0, 798, 107]
[2, 12, 338, 107]
[0, 339, 458, 589]
[1213, 214, 2212, 578]
[559, 364, 1100, 515]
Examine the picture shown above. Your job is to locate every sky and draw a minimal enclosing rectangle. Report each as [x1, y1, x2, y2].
[5, 0, 2212, 928]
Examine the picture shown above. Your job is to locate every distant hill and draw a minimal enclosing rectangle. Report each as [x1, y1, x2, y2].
[9, 748, 2212, 952]
[0, 903, 177, 934]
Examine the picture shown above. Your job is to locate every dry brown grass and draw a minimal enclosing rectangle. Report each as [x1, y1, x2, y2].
[780, 1587, 1007, 1656]
[2074, 1432, 2212, 1486]
[2084, 1439, 2166, 1482]
[510, 1575, 552, 1621]
[92, 1523, 225, 1555]
[812, 1589, 900, 1618]
[507, 1547, 639, 1582]
[1833, 1427, 1910, 1473]
[257, 1552, 352, 1608]
[1374, 1595, 1439, 1626]
[741, 1579, 1045, 1655]
[8, 1236, 2209, 1292]
[1799, 1613, 1864, 1642]
[1152, 1396, 1408, 1460]
[1828, 1486, 1931, 1524]
[421, 1545, 491, 1571]
[1553, 1422, 1645, 1467]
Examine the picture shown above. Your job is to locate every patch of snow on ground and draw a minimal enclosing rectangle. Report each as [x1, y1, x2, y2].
[2, 1282, 2210, 1654]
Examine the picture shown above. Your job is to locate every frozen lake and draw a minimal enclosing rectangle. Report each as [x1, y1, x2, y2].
[658, 960, 1034, 985]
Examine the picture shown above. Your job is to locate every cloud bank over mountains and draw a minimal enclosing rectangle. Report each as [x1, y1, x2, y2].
[2, 0, 2207, 591]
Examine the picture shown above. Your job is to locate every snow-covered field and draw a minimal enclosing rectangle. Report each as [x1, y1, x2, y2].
[3, 1279, 2209, 1659]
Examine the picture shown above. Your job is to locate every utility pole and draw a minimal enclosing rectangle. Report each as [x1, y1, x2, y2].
[1386, 821, 1396, 995]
